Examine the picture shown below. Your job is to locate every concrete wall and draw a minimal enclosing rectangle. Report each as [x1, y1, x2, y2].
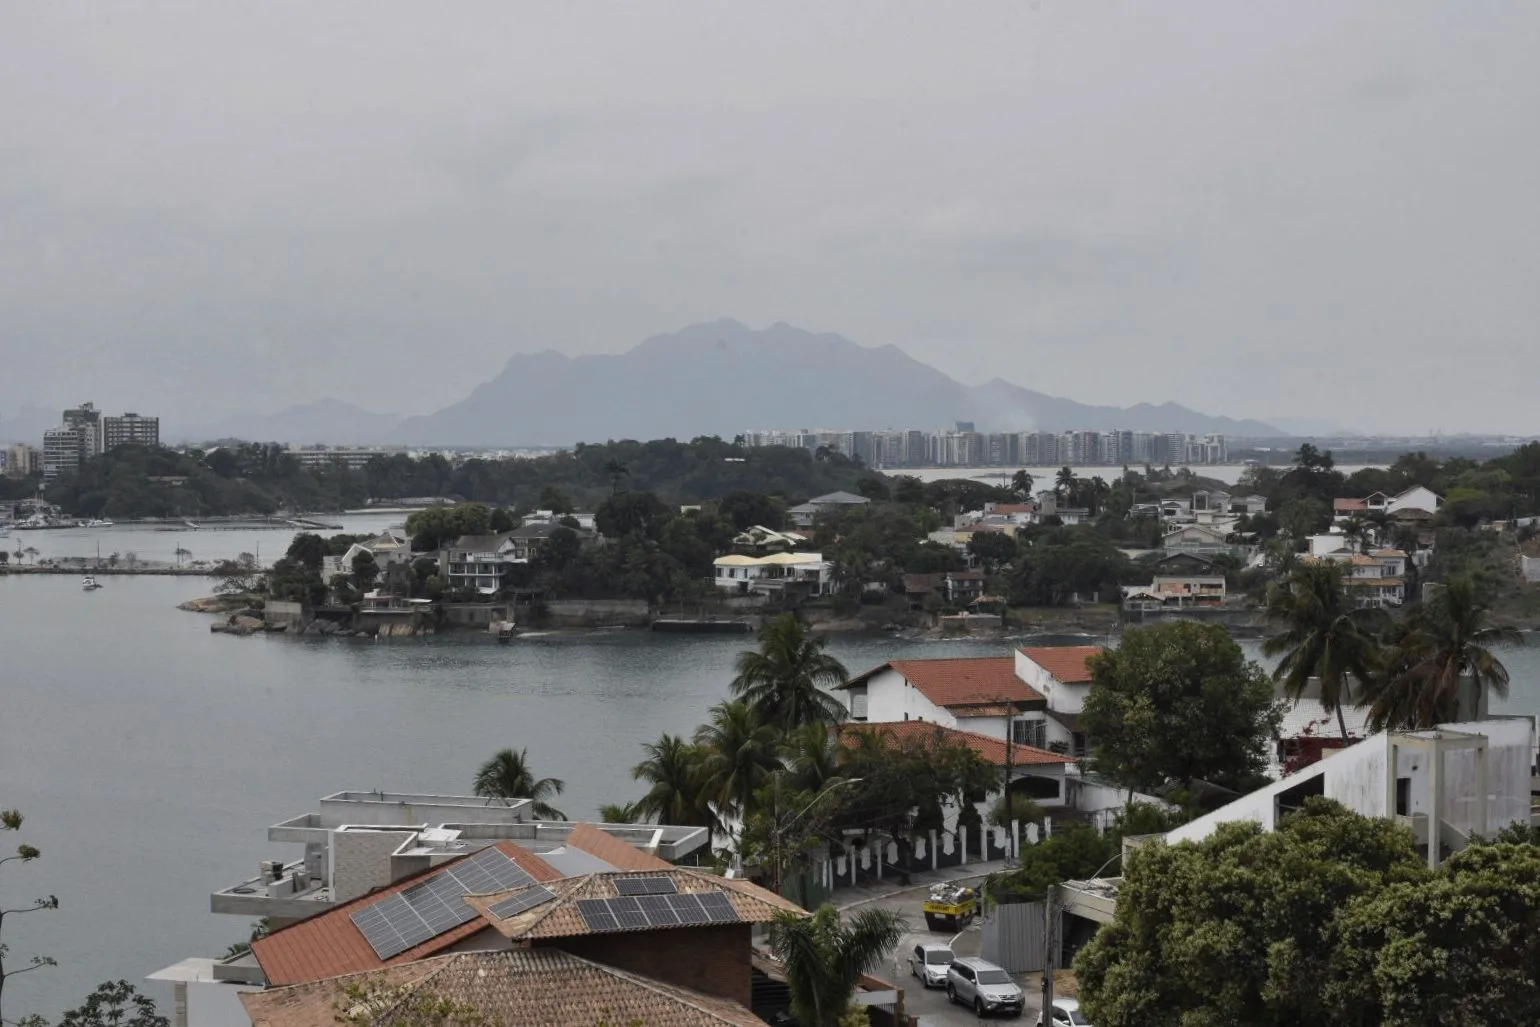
[1168, 718, 1537, 847]
[542, 598, 650, 627]
[441, 603, 508, 627]
[263, 600, 308, 628]
[1522, 555, 1540, 583]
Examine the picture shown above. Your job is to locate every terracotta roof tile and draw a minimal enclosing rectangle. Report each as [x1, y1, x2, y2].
[839, 721, 1072, 767]
[470, 870, 805, 941]
[252, 841, 561, 986]
[566, 823, 674, 872]
[1334, 498, 1368, 512]
[1018, 645, 1104, 685]
[861, 656, 1044, 708]
[242, 950, 765, 1027]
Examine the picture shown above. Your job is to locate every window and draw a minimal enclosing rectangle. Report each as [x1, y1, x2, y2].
[1395, 777, 1411, 816]
[1072, 732, 1089, 757]
[1013, 719, 1046, 748]
[850, 692, 868, 721]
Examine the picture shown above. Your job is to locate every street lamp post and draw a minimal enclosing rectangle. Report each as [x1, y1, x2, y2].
[770, 776, 864, 903]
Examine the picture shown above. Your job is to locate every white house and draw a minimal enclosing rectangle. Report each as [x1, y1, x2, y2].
[442, 532, 516, 594]
[839, 719, 1075, 810]
[322, 530, 413, 578]
[712, 551, 833, 595]
[1309, 548, 1408, 607]
[1334, 486, 1443, 523]
[1015, 646, 1105, 758]
[837, 656, 1046, 741]
[1167, 717, 1537, 868]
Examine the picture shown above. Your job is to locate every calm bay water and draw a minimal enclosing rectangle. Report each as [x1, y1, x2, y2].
[1, 513, 1533, 1020]
[0, 572, 1009, 1020]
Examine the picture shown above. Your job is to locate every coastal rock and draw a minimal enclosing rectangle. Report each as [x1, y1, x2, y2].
[178, 595, 250, 613]
[231, 615, 264, 632]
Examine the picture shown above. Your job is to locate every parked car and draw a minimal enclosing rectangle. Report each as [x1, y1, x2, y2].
[1038, 997, 1091, 1026]
[908, 942, 955, 988]
[946, 956, 1025, 1018]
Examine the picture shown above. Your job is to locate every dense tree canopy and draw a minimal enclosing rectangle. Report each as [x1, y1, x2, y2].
[1077, 800, 1540, 1027]
[1081, 621, 1280, 793]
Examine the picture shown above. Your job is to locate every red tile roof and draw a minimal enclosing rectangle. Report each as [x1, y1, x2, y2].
[252, 841, 562, 986]
[1017, 646, 1104, 685]
[1333, 498, 1368, 512]
[566, 823, 673, 872]
[242, 950, 766, 1027]
[875, 657, 1044, 709]
[839, 721, 1071, 767]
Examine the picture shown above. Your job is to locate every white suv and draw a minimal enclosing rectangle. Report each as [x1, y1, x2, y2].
[946, 956, 1025, 1018]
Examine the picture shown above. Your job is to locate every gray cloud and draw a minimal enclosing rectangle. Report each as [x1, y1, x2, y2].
[1, 0, 1536, 433]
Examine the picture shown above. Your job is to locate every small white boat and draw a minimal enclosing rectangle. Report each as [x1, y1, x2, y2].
[81, 575, 103, 591]
[84, 519, 114, 528]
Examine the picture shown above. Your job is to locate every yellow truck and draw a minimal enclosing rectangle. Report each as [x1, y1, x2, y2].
[922, 881, 978, 932]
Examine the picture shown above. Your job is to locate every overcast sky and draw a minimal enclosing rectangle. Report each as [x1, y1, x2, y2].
[2, 1, 1536, 433]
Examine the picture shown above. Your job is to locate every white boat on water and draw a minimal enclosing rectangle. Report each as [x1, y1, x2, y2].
[83, 519, 114, 528]
[81, 575, 103, 591]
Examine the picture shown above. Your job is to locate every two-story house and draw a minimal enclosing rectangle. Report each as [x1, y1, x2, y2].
[1014, 645, 1106, 758]
[442, 532, 516, 594]
[1312, 548, 1407, 607]
[787, 490, 870, 528]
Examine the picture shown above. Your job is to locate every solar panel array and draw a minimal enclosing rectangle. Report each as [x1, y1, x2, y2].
[488, 885, 556, 920]
[351, 846, 536, 960]
[614, 876, 678, 896]
[575, 890, 738, 933]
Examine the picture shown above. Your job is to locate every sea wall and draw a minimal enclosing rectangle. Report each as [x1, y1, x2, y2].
[542, 598, 651, 628]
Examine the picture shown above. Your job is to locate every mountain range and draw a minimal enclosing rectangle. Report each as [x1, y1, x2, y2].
[177, 319, 1283, 445]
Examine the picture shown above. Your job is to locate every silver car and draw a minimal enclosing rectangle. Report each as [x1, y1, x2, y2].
[946, 956, 1025, 1018]
[1039, 998, 1092, 1026]
[908, 942, 955, 988]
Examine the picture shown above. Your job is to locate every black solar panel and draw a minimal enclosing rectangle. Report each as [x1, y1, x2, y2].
[669, 893, 710, 925]
[636, 893, 679, 925]
[615, 876, 678, 896]
[488, 885, 556, 920]
[351, 847, 538, 959]
[699, 892, 738, 923]
[576, 898, 618, 933]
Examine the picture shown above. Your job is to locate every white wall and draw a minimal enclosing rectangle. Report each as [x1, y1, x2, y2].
[1168, 719, 1536, 847]
[856, 668, 956, 727]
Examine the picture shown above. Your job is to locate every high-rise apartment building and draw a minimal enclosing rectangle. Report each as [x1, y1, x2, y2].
[102, 412, 160, 451]
[43, 427, 84, 480]
[63, 402, 103, 458]
[4, 443, 42, 478]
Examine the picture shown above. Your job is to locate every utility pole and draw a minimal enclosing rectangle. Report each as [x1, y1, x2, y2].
[1041, 884, 1056, 1019]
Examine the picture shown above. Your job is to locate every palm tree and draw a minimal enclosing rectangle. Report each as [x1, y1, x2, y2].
[1263, 560, 1385, 739]
[597, 801, 644, 824]
[1010, 470, 1035, 498]
[1341, 517, 1369, 554]
[783, 722, 843, 794]
[632, 733, 712, 829]
[1363, 577, 1522, 729]
[767, 905, 907, 1027]
[694, 701, 781, 837]
[731, 614, 848, 731]
[472, 748, 566, 819]
[603, 459, 629, 495]
[1054, 465, 1076, 498]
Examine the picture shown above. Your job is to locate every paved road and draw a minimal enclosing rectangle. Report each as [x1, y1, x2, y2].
[859, 884, 1040, 1027]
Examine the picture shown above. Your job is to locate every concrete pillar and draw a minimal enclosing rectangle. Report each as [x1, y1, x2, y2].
[1386, 739, 1399, 819]
[960, 826, 968, 866]
[1011, 819, 1021, 859]
[850, 845, 858, 886]
[1428, 740, 1442, 870]
[930, 829, 938, 871]
[1476, 741, 1489, 841]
